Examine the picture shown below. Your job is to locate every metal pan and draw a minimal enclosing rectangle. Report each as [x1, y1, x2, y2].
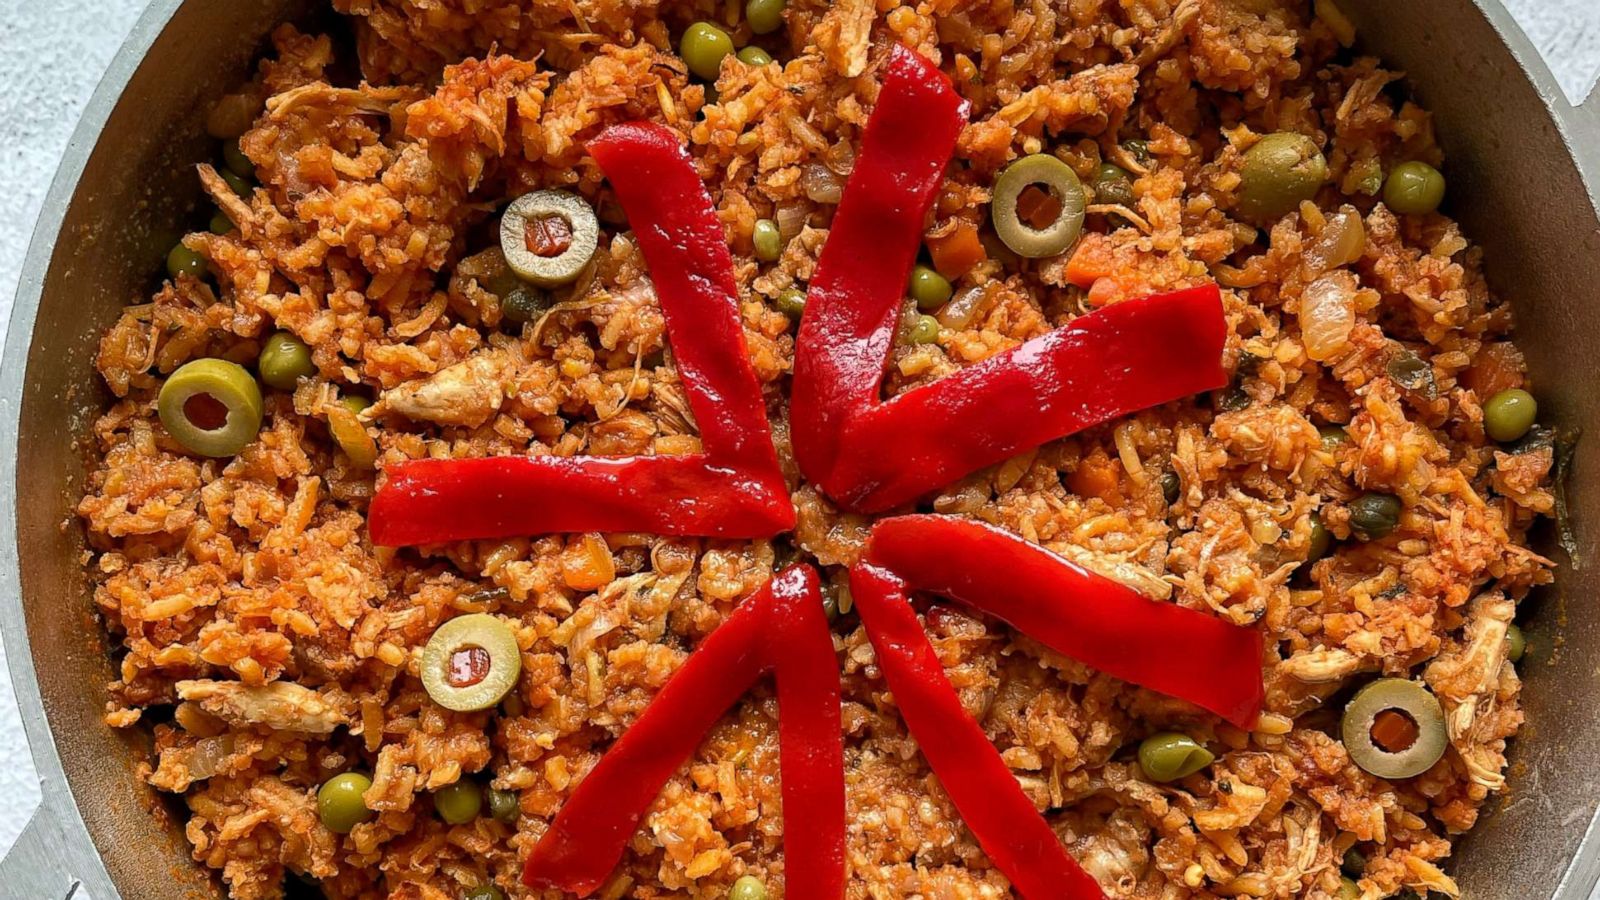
[3, 1, 1599, 897]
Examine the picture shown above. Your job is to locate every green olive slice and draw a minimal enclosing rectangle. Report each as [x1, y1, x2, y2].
[499, 190, 599, 288]
[1340, 678, 1447, 779]
[991, 154, 1086, 259]
[157, 358, 264, 458]
[421, 614, 522, 712]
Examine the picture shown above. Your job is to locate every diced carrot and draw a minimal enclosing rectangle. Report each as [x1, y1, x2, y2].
[927, 221, 987, 279]
[1064, 234, 1115, 288]
[1462, 342, 1525, 399]
[1086, 277, 1124, 308]
[562, 533, 617, 591]
[1067, 448, 1122, 505]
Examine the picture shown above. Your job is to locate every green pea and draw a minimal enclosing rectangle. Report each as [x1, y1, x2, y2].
[1237, 133, 1328, 223]
[681, 22, 735, 81]
[220, 167, 253, 199]
[1483, 388, 1537, 443]
[1160, 470, 1181, 506]
[729, 875, 767, 900]
[434, 780, 483, 825]
[317, 772, 374, 834]
[909, 264, 953, 311]
[1338, 876, 1361, 900]
[1307, 514, 1332, 563]
[775, 288, 806, 321]
[1342, 846, 1367, 877]
[1093, 163, 1136, 207]
[746, 0, 786, 35]
[465, 886, 505, 900]
[1349, 493, 1402, 541]
[208, 211, 234, 235]
[1383, 161, 1446, 215]
[1506, 623, 1526, 663]
[167, 243, 208, 281]
[339, 394, 372, 417]
[752, 219, 783, 262]
[910, 315, 940, 344]
[737, 46, 774, 67]
[258, 331, 315, 391]
[223, 141, 254, 179]
[1137, 732, 1214, 782]
[486, 787, 519, 823]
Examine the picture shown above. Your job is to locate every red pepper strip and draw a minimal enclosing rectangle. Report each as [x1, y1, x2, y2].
[824, 285, 1229, 512]
[864, 515, 1264, 728]
[370, 122, 791, 546]
[369, 456, 791, 545]
[789, 44, 970, 486]
[850, 563, 1107, 900]
[764, 565, 847, 900]
[523, 565, 844, 898]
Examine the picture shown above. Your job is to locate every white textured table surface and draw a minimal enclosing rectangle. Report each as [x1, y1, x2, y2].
[1, 0, 1599, 871]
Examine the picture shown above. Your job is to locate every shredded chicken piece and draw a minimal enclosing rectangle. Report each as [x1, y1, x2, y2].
[1278, 647, 1363, 683]
[1425, 592, 1516, 790]
[176, 680, 353, 734]
[378, 350, 510, 427]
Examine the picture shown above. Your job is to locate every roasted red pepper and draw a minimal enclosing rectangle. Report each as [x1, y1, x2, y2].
[523, 565, 844, 898]
[850, 563, 1107, 900]
[370, 122, 792, 546]
[788, 49, 1228, 514]
[864, 515, 1263, 728]
[789, 44, 970, 493]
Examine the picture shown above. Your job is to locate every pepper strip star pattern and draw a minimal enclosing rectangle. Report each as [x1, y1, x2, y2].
[523, 565, 844, 898]
[361, 44, 1262, 900]
[369, 122, 793, 545]
[789, 47, 1229, 514]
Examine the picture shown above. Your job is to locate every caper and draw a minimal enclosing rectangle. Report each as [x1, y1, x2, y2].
[1348, 493, 1402, 541]
[775, 288, 806, 321]
[1160, 470, 1181, 505]
[752, 219, 783, 262]
[501, 286, 550, 326]
[1092, 163, 1136, 207]
[486, 787, 519, 823]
